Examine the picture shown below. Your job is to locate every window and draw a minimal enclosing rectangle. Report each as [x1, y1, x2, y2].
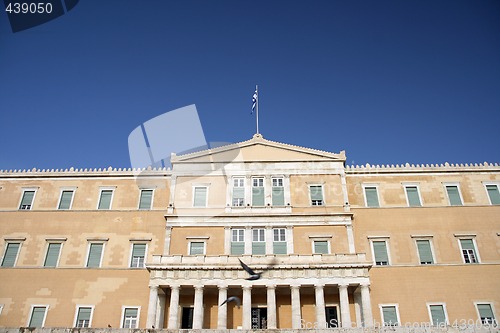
[364, 186, 380, 207]
[372, 240, 389, 265]
[189, 242, 205, 255]
[122, 307, 140, 328]
[28, 306, 47, 327]
[459, 239, 478, 263]
[252, 178, 265, 206]
[405, 185, 422, 207]
[416, 239, 434, 265]
[130, 244, 146, 268]
[272, 177, 284, 206]
[44, 243, 62, 267]
[1, 242, 21, 267]
[75, 307, 92, 328]
[313, 240, 329, 254]
[485, 184, 500, 205]
[273, 228, 287, 254]
[476, 303, 496, 325]
[19, 190, 36, 210]
[309, 185, 324, 206]
[428, 304, 447, 326]
[97, 189, 114, 210]
[232, 178, 245, 206]
[86, 243, 104, 268]
[58, 190, 74, 210]
[138, 189, 153, 210]
[193, 187, 207, 207]
[445, 185, 463, 206]
[231, 229, 245, 255]
[380, 305, 399, 326]
[252, 229, 265, 254]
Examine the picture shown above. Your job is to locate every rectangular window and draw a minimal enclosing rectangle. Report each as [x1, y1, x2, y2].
[273, 228, 287, 254]
[405, 186, 421, 207]
[130, 244, 146, 268]
[309, 185, 324, 206]
[252, 228, 265, 255]
[477, 304, 496, 325]
[416, 240, 434, 265]
[429, 304, 447, 326]
[232, 178, 245, 207]
[28, 306, 47, 327]
[272, 177, 284, 206]
[86, 243, 104, 268]
[460, 239, 478, 263]
[122, 307, 139, 328]
[58, 190, 74, 210]
[231, 229, 245, 255]
[44, 243, 62, 267]
[372, 240, 389, 265]
[189, 242, 205, 255]
[75, 307, 92, 328]
[193, 187, 207, 207]
[138, 189, 153, 210]
[313, 240, 329, 254]
[486, 184, 500, 205]
[446, 185, 463, 206]
[19, 190, 35, 210]
[252, 178, 265, 206]
[1, 242, 21, 267]
[364, 186, 380, 207]
[381, 306, 399, 326]
[98, 189, 113, 210]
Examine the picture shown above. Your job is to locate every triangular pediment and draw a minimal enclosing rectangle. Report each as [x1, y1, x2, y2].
[171, 134, 345, 164]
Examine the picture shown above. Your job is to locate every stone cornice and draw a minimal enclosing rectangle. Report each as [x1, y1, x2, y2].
[346, 162, 499, 174]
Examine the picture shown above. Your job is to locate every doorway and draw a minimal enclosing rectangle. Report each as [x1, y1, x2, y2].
[326, 306, 338, 327]
[181, 307, 194, 329]
[251, 307, 267, 329]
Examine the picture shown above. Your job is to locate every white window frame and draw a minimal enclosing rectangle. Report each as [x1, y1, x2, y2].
[188, 241, 206, 255]
[426, 303, 449, 326]
[43, 239, 66, 267]
[379, 304, 401, 326]
[483, 182, 500, 205]
[121, 306, 141, 328]
[27, 305, 49, 327]
[362, 184, 380, 208]
[232, 229, 245, 243]
[85, 241, 107, 268]
[18, 187, 38, 210]
[309, 184, 325, 206]
[403, 183, 423, 207]
[57, 187, 76, 210]
[1, 238, 25, 267]
[474, 302, 497, 325]
[192, 185, 209, 208]
[456, 235, 480, 264]
[129, 242, 148, 268]
[369, 237, 391, 266]
[251, 177, 265, 206]
[443, 182, 464, 206]
[273, 228, 286, 242]
[412, 236, 436, 265]
[137, 188, 155, 210]
[309, 235, 332, 254]
[97, 187, 115, 210]
[74, 305, 94, 328]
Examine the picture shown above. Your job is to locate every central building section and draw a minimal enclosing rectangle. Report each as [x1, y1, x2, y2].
[146, 135, 373, 329]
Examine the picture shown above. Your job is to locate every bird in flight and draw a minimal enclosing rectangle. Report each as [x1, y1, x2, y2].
[220, 296, 241, 308]
[238, 258, 275, 280]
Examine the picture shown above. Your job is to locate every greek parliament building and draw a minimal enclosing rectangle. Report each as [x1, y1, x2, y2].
[0, 134, 499, 331]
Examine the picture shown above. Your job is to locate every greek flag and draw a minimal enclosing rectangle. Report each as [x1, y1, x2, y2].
[252, 89, 258, 114]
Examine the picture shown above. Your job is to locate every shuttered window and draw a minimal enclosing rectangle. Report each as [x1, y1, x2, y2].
[477, 304, 496, 324]
[460, 239, 478, 263]
[252, 229, 265, 254]
[310, 185, 324, 206]
[416, 240, 434, 264]
[486, 185, 500, 205]
[138, 190, 153, 210]
[189, 242, 205, 255]
[1, 243, 20, 267]
[44, 243, 62, 267]
[382, 306, 399, 326]
[429, 305, 446, 326]
[29, 306, 47, 327]
[193, 187, 207, 207]
[365, 187, 379, 207]
[252, 178, 265, 206]
[58, 190, 74, 210]
[273, 228, 287, 254]
[373, 241, 389, 265]
[130, 244, 146, 267]
[76, 307, 92, 327]
[98, 190, 113, 210]
[405, 186, 421, 207]
[86, 243, 103, 268]
[272, 178, 284, 206]
[232, 178, 245, 206]
[314, 240, 329, 254]
[19, 190, 35, 210]
[446, 185, 462, 206]
[123, 308, 139, 328]
[231, 229, 244, 255]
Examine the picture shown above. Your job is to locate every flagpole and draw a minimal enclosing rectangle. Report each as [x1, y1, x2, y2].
[255, 84, 259, 134]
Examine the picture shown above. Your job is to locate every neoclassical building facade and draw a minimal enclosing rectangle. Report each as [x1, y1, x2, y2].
[0, 134, 499, 330]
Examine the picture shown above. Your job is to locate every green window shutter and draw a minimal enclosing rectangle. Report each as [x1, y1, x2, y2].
[416, 240, 433, 264]
[430, 305, 446, 325]
[406, 187, 421, 206]
[460, 239, 474, 250]
[252, 242, 265, 255]
[273, 242, 287, 254]
[58, 190, 73, 209]
[77, 307, 92, 327]
[124, 308, 138, 317]
[230, 242, 244, 255]
[87, 243, 103, 268]
[44, 243, 62, 267]
[1, 243, 20, 267]
[486, 185, 500, 205]
[190, 242, 204, 255]
[29, 307, 46, 327]
[310, 186, 323, 205]
[20, 191, 35, 209]
[365, 187, 379, 207]
[232, 187, 244, 205]
[272, 187, 285, 206]
[98, 190, 113, 209]
[314, 241, 329, 254]
[252, 187, 265, 206]
[477, 304, 495, 323]
[193, 187, 207, 207]
[446, 186, 462, 206]
[373, 241, 389, 265]
[382, 306, 398, 326]
[139, 190, 153, 210]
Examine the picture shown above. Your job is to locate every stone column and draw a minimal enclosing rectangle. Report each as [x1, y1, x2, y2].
[286, 226, 294, 254]
[146, 285, 158, 328]
[167, 285, 180, 329]
[346, 225, 356, 254]
[314, 283, 327, 328]
[266, 284, 277, 329]
[360, 283, 374, 327]
[192, 285, 204, 329]
[224, 227, 231, 254]
[291, 284, 302, 329]
[242, 285, 252, 329]
[244, 227, 252, 254]
[164, 226, 172, 255]
[339, 283, 352, 328]
[157, 292, 166, 328]
[217, 285, 228, 329]
[265, 226, 273, 254]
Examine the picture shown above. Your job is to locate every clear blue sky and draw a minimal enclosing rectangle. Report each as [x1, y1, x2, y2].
[1, 1, 499, 170]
